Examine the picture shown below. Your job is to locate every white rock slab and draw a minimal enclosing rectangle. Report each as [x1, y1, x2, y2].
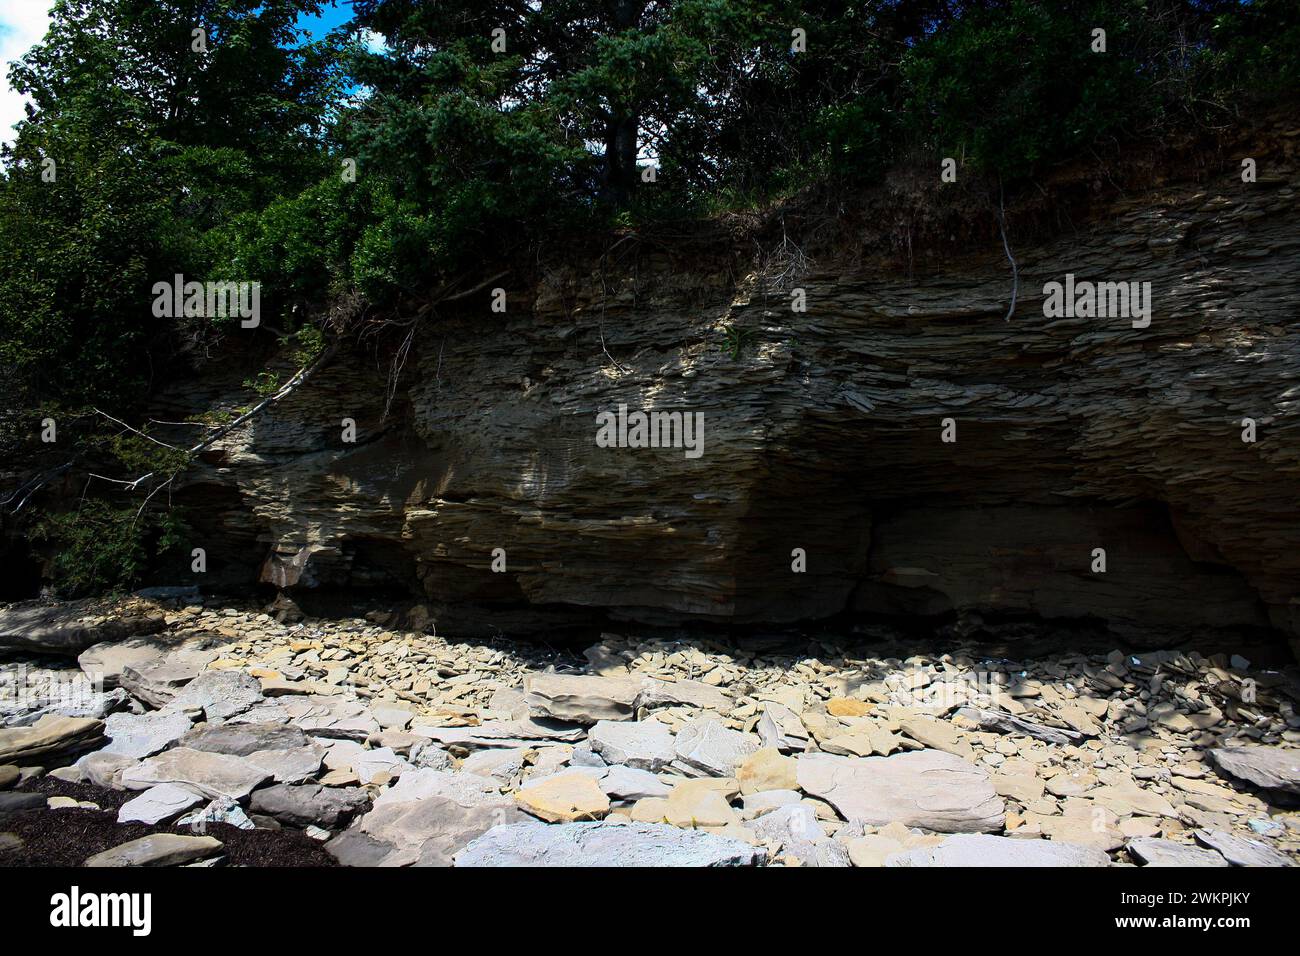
[454, 821, 767, 867]
[886, 833, 1112, 867]
[117, 783, 204, 824]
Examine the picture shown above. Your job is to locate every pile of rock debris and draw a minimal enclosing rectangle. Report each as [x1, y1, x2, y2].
[1, 594, 1297, 867]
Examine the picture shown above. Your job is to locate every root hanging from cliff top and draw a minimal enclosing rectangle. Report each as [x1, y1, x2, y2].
[757, 221, 813, 297]
[996, 182, 1019, 322]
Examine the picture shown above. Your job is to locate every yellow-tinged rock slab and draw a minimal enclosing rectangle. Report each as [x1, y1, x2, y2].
[827, 698, 873, 718]
[737, 748, 798, 794]
[847, 834, 906, 867]
[897, 716, 974, 759]
[515, 770, 610, 822]
[663, 778, 742, 829]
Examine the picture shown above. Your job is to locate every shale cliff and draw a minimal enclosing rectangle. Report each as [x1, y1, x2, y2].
[145, 127, 1300, 647]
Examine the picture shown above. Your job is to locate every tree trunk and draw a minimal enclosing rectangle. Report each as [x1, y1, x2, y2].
[601, 113, 640, 208]
[598, 0, 646, 208]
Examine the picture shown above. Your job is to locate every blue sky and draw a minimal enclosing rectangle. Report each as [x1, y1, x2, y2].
[297, 0, 358, 42]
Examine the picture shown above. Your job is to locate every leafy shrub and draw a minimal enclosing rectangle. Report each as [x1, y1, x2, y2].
[899, 0, 1157, 180]
[31, 501, 189, 598]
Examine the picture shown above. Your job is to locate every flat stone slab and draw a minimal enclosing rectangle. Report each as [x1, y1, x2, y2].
[120, 747, 272, 801]
[741, 789, 802, 815]
[897, 716, 974, 759]
[1127, 837, 1229, 867]
[84, 833, 222, 867]
[370, 702, 415, 729]
[410, 717, 585, 748]
[524, 674, 642, 723]
[796, 749, 1004, 833]
[1088, 782, 1176, 818]
[589, 719, 676, 771]
[516, 770, 610, 822]
[77, 751, 138, 789]
[737, 747, 798, 794]
[249, 782, 369, 828]
[0, 791, 49, 819]
[117, 784, 204, 824]
[345, 790, 533, 868]
[885, 833, 1112, 867]
[673, 717, 760, 777]
[454, 821, 768, 867]
[1193, 829, 1293, 867]
[280, 695, 380, 741]
[168, 670, 263, 721]
[78, 638, 168, 689]
[462, 747, 532, 782]
[0, 600, 164, 656]
[599, 765, 670, 800]
[352, 746, 410, 784]
[1207, 746, 1300, 796]
[102, 710, 192, 758]
[246, 745, 324, 784]
[119, 650, 218, 708]
[636, 678, 731, 712]
[179, 722, 309, 756]
[0, 715, 104, 764]
[372, 768, 509, 810]
[650, 778, 742, 828]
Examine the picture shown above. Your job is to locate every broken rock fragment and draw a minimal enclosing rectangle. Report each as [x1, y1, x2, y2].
[524, 673, 642, 723]
[796, 749, 1004, 833]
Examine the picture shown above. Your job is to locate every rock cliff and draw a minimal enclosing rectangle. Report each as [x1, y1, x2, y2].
[151, 131, 1300, 646]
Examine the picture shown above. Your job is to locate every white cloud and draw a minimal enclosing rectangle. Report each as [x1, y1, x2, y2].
[0, 0, 54, 147]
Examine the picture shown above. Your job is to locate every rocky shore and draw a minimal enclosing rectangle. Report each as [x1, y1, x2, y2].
[2, 593, 1297, 867]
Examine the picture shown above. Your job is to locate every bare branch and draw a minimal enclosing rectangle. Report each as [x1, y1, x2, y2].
[93, 408, 182, 450]
[2, 459, 77, 514]
[436, 269, 510, 305]
[115, 341, 341, 491]
[382, 324, 416, 423]
[133, 475, 175, 525]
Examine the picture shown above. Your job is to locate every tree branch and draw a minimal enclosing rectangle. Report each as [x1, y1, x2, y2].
[114, 341, 341, 492]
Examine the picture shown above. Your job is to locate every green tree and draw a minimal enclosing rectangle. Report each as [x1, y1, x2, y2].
[0, 0, 344, 410]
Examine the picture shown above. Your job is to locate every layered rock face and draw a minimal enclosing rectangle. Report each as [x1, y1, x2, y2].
[163, 149, 1300, 644]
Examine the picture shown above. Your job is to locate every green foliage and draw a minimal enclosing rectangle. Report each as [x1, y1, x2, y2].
[243, 371, 281, 397]
[5, 1, 1283, 412]
[0, 0, 345, 409]
[105, 435, 192, 478]
[31, 500, 189, 598]
[291, 324, 326, 367]
[812, 94, 893, 181]
[210, 173, 370, 308]
[719, 322, 755, 360]
[899, 0, 1156, 179]
[1205, 0, 1300, 91]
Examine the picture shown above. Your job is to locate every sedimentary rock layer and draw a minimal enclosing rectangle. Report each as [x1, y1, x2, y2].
[159, 142, 1300, 641]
